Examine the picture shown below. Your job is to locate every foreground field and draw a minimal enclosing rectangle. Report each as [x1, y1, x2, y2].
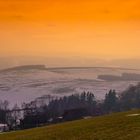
[1, 110, 140, 140]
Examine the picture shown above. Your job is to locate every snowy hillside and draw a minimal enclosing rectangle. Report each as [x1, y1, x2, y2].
[0, 65, 139, 106]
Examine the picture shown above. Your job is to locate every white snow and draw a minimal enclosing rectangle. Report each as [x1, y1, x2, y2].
[127, 114, 140, 117]
[0, 67, 139, 107]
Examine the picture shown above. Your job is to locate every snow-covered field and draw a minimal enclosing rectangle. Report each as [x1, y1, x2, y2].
[0, 67, 139, 106]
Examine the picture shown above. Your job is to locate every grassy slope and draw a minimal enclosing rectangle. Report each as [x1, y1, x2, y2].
[1, 110, 140, 140]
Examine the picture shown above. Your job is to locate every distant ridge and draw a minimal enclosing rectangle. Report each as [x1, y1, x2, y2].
[47, 66, 140, 71]
[98, 73, 140, 81]
[0, 65, 140, 73]
[0, 65, 47, 72]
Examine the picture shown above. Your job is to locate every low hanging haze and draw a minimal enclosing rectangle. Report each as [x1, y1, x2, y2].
[0, 0, 140, 68]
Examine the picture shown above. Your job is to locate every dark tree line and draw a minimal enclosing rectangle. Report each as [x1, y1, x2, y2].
[1, 84, 140, 130]
[0, 100, 9, 123]
[20, 92, 97, 129]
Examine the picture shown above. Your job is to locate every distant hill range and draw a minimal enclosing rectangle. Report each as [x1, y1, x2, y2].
[0, 65, 47, 72]
[0, 64, 140, 77]
[0, 65, 139, 72]
[98, 73, 140, 81]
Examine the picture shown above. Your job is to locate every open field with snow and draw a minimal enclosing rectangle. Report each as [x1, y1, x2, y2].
[0, 66, 139, 106]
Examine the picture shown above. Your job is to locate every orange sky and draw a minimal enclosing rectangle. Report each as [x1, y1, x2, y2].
[0, 0, 140, 67]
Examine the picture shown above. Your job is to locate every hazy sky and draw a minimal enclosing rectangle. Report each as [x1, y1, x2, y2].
[0, 0, 140, 68]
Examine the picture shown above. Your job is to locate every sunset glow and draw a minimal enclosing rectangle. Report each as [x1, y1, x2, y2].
[0, 0, 140, 67]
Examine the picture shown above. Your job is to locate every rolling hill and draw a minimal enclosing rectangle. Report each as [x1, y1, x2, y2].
[0, 109, 140, 140]
[0, 65, 139, 107]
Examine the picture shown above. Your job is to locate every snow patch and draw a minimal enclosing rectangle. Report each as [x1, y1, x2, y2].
[127, 114, 140, 117]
